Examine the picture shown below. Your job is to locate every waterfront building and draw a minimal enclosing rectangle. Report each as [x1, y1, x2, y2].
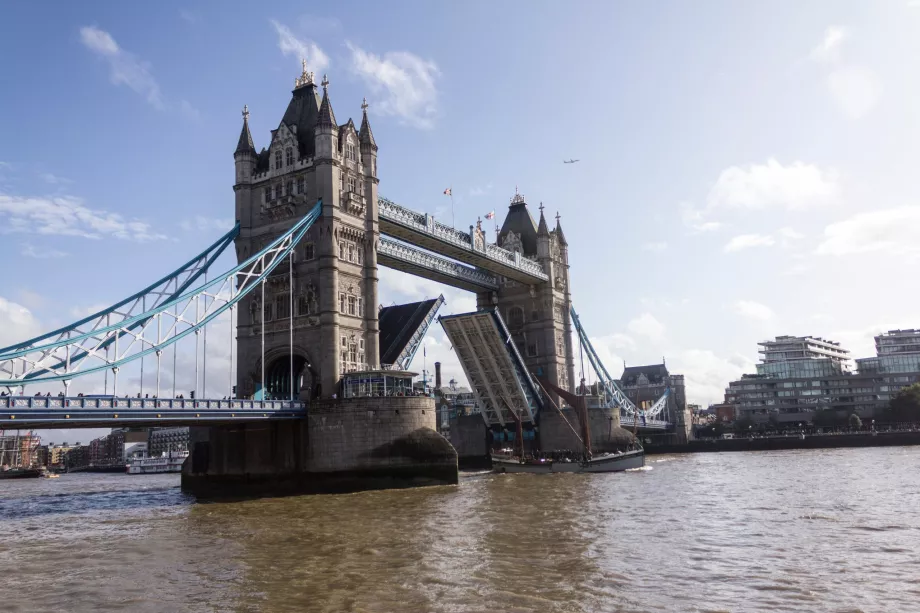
[617, 363, 688, 422]
[727, 330, 920, 424]
[0, 433, 41, 468]
[48, 443, 75, 468]
[148, 427, 190, 456]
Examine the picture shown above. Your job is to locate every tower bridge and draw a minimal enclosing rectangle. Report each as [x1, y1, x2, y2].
[0, 61, 683, 496]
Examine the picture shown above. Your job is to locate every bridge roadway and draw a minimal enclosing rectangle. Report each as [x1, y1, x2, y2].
[0, 395, 305, 430]
[378, 197, 548, 286]
[619, 415, 670, 431]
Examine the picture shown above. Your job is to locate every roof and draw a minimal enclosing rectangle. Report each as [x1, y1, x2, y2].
[554, 217, 567, 246]
[378, 298, 440, 365]
[537, 209, 550, 237]
[279, 82, 322, 158]
[316, 87, 337, 130]
[619, 363, 670, 387]
[498, 194, 539, 256]
[359, 105, 377, 149]
[235, 113, 255, 155]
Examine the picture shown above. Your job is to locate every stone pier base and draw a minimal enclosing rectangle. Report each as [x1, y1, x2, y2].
[181, 396, 458, 499]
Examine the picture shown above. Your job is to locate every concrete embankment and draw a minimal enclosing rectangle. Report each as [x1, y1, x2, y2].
[646, 430, 920, 455]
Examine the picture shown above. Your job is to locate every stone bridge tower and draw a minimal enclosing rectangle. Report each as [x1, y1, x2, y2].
[232, 63, 380, 400]
[478, 193, 576, 398]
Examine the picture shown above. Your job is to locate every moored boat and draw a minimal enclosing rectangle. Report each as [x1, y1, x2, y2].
[126, 450, 189, 475]
[0, 467, 45, 479]
[491, 448, 645, 474]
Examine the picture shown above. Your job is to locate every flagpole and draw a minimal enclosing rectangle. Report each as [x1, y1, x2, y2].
[450, 186, 455, 228]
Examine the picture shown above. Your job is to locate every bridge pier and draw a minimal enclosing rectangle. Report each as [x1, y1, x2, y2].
[181, 396, 458, 498]
[538, 406, 637, 453]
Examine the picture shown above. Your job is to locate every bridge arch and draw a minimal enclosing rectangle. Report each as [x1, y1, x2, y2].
[258, 346, 318, 401]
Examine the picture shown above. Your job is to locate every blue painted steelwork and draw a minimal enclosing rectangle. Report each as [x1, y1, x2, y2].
[0, 202, 322, 386]
[570, 306, 671, 423]
[488, 309, 544, 416]
[0, 224, 238, 355]
[0, 395, 305, 430]
[391, 294, 446, 370]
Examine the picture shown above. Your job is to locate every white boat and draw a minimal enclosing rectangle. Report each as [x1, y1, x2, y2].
[491, 448, 645, 474]
[126, 450, 189, 475]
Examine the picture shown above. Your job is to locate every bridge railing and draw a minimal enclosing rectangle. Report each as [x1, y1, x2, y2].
[0, 396, 306, 411]
[378, 197, 547, 280]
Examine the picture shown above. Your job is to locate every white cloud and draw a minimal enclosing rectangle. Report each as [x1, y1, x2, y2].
[670, 349, 756, 406]
[16, 289, 45, 310]
[270, 20, 329, 75]
[779, 227, 804, 240]
[732, 300, 774, 321]
[627, 313, 665, 342]
[679, 202, 723, 233]
[79, 26, 164, 110]
[21, 244, 69, 259]
[810, 26, 849, 63]
[0, 297, 42, 348]
[40, 172, 71, 185]
[179, 216, 235, 233]
[469, 183, 493, 197]
[826, 65, 882, 119]
[723, 233, 775, 253]
[707, 158, 839, 211]
[179, 99, 200, 121]
[642, 241, 668, 252]
[347, 42, 440, 130]
[815, 206, 920, 257]
[0, 193, 166, 242]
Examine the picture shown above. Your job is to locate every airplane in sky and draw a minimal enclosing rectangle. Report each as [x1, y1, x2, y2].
[563, 159, 580, 164]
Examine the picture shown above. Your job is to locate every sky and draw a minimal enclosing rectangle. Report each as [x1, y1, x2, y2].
[2, 1, 920, 444]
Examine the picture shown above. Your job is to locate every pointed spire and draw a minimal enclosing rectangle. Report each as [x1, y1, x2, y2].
[316, 75, 337, 128]
[554, 211, 568, 245]
[358, 97, 377, 150]
[235, 104, 255, 155]
[295, 58, 315, 89]
[537, 202, 550, 236]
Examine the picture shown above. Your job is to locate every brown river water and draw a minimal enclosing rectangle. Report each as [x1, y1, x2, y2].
[1, 447, 919, 613]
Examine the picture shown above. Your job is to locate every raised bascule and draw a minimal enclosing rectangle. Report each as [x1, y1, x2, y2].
[0, 61, 684, 497]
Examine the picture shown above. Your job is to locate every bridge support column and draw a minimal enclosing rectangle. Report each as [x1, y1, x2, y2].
[538, 406, 635, 453]
[181, 396, 458, 498]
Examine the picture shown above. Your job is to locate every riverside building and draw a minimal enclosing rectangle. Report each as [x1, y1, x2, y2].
[727, 331, 920, 424]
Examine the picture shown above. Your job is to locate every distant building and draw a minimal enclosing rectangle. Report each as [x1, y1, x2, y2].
[148, 427, 189, 457]
[0, 433, 41, 468]
[617, 362, 692, 442]
[48, 443, 75, 468]
[709, 403, 736, 423]
[727, 330, 920, 424]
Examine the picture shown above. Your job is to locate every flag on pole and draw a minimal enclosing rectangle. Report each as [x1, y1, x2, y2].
[443, 187, 451, 196]
[484, 211, 495, 220]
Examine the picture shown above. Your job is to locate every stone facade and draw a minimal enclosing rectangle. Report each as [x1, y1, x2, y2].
[181, 396, 458, 497]
[233, 66, 380, 400]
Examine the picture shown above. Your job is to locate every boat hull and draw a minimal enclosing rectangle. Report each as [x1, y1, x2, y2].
[0, 468, 45, 479]
[491, 449, 645, 474]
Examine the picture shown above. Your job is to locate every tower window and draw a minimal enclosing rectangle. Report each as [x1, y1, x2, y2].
[347, 175, 357, 193]
[286, 180, 293, 196]
[508, 306, 525, 329]
[274, 150, 282, 170]
[356, 248, 363, 265]
[297, 176, 305, 195]
[339, 241, 345, 259]
[302, 243, 314, 260]
[358, 298, 364, 317]
[285, 148, 293, 166]
[339, 293, 346, 313]
[276, 294, 290, 319]
[348, 244, 355, 263]
[264, 302, 273, 322]
[264, 187, 270, 203]
[348, 295, 356, 316]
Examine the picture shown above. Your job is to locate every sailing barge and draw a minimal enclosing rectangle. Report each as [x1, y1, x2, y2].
[490, 375, 645, 474]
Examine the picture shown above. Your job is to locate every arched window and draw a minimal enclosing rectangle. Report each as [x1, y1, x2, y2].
[274, 150, 282, 170]
[285, 148, 294, 166]
[508, 306, 525, 329]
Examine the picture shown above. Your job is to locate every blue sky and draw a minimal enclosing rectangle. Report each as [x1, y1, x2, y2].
[3, 1, 920, 442]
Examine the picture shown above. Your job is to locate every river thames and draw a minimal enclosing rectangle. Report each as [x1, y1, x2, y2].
[1, 447, 918, 612]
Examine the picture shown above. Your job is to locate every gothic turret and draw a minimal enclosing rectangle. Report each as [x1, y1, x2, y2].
[359, 97, 377, 152]
[554, 213, 568, 247]
[314, 75, 338, 160]
[316, 75, 337, 129]
[497, 189, 539, 256]
[234, 105, 256, 187]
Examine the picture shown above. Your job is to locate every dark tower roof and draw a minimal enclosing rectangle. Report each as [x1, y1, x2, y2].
[497, 192, 539, 256]
[279, 61, 322, 158]
[554, 213, 568, 246]
[235, 105, 256, 155]
[619, 363, 670, 387]
[359, 97, 377, 150]
[537, 204, 550, 237]
[316, 75, 337, 129]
